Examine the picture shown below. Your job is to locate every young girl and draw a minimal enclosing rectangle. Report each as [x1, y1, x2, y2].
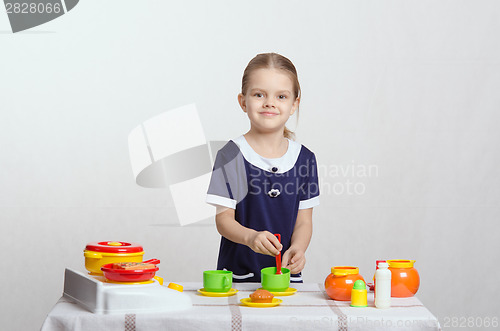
[206, 53, 319, 283]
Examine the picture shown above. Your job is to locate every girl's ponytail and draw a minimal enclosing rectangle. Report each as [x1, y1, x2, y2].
[283, 126, 295, 140]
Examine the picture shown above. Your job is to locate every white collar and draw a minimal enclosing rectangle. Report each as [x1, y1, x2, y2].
[232, 135, 302, 173]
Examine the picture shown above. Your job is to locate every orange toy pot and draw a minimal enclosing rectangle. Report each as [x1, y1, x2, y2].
[84, 241, 144, 275]
[325, 266, 365, 301]
[387, 259, 420, 297]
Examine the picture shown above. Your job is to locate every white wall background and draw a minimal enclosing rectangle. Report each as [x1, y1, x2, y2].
[1, 1, 499, 330]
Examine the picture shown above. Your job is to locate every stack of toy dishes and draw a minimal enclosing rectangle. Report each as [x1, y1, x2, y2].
[84, 241, 145, 276]
[62, 240, 191, 314]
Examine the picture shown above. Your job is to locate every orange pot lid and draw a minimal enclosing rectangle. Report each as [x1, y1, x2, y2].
[387, 259, 415, 268]
[85, 241, 143, 253]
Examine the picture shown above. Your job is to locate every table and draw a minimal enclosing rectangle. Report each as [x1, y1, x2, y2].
[41, 282, 441, 331]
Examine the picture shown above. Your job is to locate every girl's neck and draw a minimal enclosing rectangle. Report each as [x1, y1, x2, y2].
[243, 130, 288, 158]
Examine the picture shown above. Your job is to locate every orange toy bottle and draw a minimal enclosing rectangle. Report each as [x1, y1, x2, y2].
[325, 266, 365, 301]
[387, 259, 420, 297]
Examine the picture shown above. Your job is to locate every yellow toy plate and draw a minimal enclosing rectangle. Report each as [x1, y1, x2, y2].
[197, 288, 238, 297]
[259, 287, 297, 296]
[240, 298, 282, 307]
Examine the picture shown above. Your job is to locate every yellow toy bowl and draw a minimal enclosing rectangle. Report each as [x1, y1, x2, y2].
[84, 241, 145, 275]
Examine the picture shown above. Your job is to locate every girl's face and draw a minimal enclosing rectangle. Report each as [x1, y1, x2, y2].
[238, 68, 299, 135]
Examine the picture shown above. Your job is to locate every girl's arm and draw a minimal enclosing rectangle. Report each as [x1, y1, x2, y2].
[215, 206, 282, 256]
[281, 208, 313, 274]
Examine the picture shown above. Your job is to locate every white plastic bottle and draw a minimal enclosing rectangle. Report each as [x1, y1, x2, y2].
[374, 262, 391, 309]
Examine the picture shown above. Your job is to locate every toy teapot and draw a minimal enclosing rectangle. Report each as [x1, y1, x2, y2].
[325, 266, 365, 301]
[387, 259, 420, 297]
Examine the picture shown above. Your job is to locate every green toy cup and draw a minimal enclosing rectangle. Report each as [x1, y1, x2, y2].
[261, 267, 290, 292]
[203, 270, 232, 292]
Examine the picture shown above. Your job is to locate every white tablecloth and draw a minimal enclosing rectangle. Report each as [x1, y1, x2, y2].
[41, 282, 441, 331]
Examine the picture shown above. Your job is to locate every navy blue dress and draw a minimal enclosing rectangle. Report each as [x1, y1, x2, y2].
[206, 136, 320, 283]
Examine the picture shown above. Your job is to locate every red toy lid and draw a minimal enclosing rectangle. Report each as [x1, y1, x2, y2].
[85, 241, 144, 253]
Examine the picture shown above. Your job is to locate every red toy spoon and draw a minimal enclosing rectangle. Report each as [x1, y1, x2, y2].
[275, 233, 282, 274]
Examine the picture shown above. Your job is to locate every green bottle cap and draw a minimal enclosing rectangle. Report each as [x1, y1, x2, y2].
[353, 280, 366, 290]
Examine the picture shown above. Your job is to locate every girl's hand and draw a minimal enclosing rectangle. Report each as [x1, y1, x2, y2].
[247, 231, 282, 256]
[281, 247, 306, 274]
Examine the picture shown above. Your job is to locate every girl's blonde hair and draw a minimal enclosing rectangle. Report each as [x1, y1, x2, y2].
[241, 53, 300, 140]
